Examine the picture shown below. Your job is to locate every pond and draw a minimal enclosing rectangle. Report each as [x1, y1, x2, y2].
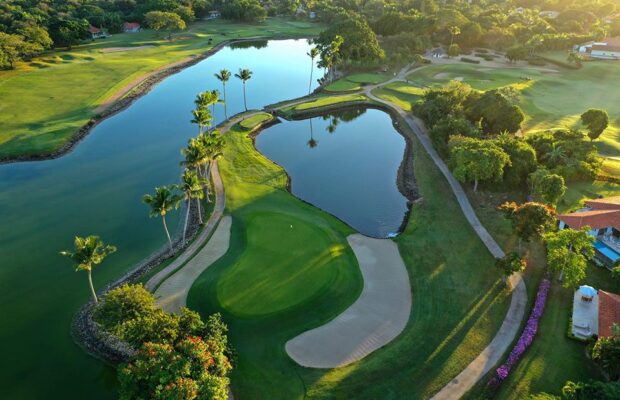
[255, 108, 411, 238]
[0, 39, 321, 400]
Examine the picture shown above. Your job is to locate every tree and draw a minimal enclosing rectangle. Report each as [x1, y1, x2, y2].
[0, 33, 35, 69]
[580, 109, 609, 141]
[143, 186, 182, 251]
[221, 0, 267, 22]
[178, 169, 206, 242]
[145, 11, 186, 40]
[528, 168, 567, 205]
[447, 43, 461, 57]
[499, 202, 556, 248]
[562, 380, 620, 400]
[465, 89, 525, 134]
[506, 45, 528, 62]
[495, 252, 526, 285]
[428, 115, 479, 156]
[543, 227, 594, 288]
[567, 52, 584, 67]
[449, 136, 511, 192]
[307, 47, 319, 94]
[591, 334, 620, 380]
[317, 13, 384, 63]
[414, 81, 473, 128]
[494, 134, 538, 187]
[235, 68, 253, 111]
[60, 235, 117, 303]
[317, 35, 344, 83]
[48, 17, 90, 49]
[214, 69, 232, 118]
[190, 108, 212, 134]
[448, 25, 461, 47]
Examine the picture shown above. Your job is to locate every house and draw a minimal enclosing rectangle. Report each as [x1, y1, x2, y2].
[207, 10, 221, 19]
[123, 22, 141, 33]
[309, 11, 317, 19]
[558, 196, 620, 267]
[539, 10, 560, 19]
[571, 285, 620, 339]
[576, 37, 620, 60]
[89, 26, 108, 39]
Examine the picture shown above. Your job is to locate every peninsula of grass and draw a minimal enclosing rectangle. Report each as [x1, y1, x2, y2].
[279, 94, 368, 117]
[371, 81, 425, 111]
[0, 18, 323, 159]
[323, 72, 390, 93]
[239, 112, 273, 130]
[188, 106, 512, 399]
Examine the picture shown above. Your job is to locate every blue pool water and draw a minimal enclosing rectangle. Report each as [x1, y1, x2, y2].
[594, 240, 620, 262]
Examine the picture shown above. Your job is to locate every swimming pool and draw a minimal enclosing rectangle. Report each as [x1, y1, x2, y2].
[594, 240, 620, 263]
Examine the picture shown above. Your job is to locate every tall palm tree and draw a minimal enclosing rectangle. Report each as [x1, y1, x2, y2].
[60, 236, 117, 304]
[196, 130, 225, 189]
[214, 69, 231, 118]
[544, 145, 567, 167]
[208, 89, 224, 119]
[235, 68, 253, 111]
[178, 169, 206, 240]
[142, 186, 182, 251]
[307, 118, 318, 148]
[191, 108, 212, 134]
[307, 47, 319, 94]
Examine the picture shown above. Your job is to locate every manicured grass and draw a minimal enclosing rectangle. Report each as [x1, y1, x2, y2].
[324, 79, 361, 92]
[0, 18, 324, 158]
[239, 112, 273, 130]
[323, 73, 390, 93]
[371, 81, 425, 111]
[282, 94, 367, 114]
[189, 108, 512, 398]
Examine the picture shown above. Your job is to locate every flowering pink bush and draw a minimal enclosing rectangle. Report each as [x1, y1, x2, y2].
[491, 279, 551, 386]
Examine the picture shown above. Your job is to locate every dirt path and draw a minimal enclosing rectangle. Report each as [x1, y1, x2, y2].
[366, 67, 528, 399]
[285, 234, 411, 368]
[153, 216, 232, 313]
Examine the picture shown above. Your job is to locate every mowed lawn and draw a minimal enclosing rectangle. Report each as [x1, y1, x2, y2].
[406, 60, 620, 158]
[189, 111, 512, 399]
[0, 18, 323, 158]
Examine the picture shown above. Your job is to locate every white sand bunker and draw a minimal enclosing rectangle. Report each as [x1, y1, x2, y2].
[100, 45, 155, 53]
[434, 72, 450, 79]
[454, 76, 464, 81]
[285, 234, 411, 368]
[153, 216, 232, 313]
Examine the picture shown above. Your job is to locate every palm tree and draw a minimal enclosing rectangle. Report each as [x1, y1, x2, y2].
[307, 47, 319, 94]
[178, 169, 206, 240]
[208, 89, 224, 118]
[235, 68, 253, 111]
[449, 26, 461, 47]
[142, 186, 182, 251]
[307, 118, 318, 148]
[196, 130, 225, 185]
[191, 108, 212, 134]
[214, 69, 231, 118]
[60, 236, 117, 304]
[544, 145, 567, 167]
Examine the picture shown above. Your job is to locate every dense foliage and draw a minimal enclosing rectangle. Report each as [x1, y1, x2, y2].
[591, 331, 620, 380]
[543, 227, 595, 288]
[499, 201, 556, 244]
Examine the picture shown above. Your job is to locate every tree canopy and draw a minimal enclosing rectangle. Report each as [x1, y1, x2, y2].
[449, 136, 511, 192]
[580, 108, 609, 141]
[543, 227, 595, 288]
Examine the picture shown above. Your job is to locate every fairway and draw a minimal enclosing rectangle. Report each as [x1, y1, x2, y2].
[0, 18, 324, 158]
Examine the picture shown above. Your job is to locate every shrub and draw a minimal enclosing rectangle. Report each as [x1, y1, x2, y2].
[460, 57, 480, 64]
[527, 58, 547, 66]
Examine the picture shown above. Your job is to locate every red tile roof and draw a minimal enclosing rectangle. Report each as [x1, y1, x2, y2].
[558, 209, 620, 230]
[599, 290, 620, 338]
[586, 196, 620, 210]
[123, 22, 141, 29]
[602, 37, 620, 47]
[89, 26, 101, 33]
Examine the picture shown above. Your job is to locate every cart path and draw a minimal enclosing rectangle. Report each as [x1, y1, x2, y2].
[365, 68, 528, 399]
[285, 234, 411, 368]
[153, 215, 232, 313]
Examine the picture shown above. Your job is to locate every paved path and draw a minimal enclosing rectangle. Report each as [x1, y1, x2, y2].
[365, 69, 528, 399]
[285, 234, 411, 368]
[153, 216, 232, 313]
[146, 161, 226, 292]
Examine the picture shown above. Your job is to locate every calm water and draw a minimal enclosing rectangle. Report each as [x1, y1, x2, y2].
[255, 108, 409, 238]
[0, 39, 320, 400]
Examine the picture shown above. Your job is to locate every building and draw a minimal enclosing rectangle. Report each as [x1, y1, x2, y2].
[207, 10, 221, 19]
[576, 38, 620, 60]
[572, 285, 620, 339]
[558, 196, 620, 267]
[123, 22, 141, 33]
[539, 10, 560, 19]
[89, 26, 108, 39]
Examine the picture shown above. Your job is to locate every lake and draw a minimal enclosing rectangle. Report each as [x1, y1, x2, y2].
[0, 39, 321, 400]
[255, 108, 410, 238]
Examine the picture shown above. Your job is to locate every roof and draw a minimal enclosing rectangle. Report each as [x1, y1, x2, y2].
[579, 285, 597, 297]
[592, 44, 620, 53]
[602, 37, 620, 47]
[585, 196, 620, 210]
[558, 209, 620, 230]
[123, 22, 141, 29]
[598, 290, 620, 337]
[89, 26, 101, 33]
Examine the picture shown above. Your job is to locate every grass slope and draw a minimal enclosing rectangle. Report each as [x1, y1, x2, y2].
[189, 110, 512, 398]
[0, 18, 323, 158]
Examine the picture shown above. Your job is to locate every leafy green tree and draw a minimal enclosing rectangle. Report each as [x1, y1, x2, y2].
[448, 25, 460, 47]
[221, 0, 267, 22]
[528, 168, 567, 205]
[214, 69, 232, 118]
[449, 136, 511, 192]
[567, 52, 584, 67]
[145, 11, 186, 40]
[317, 35, 344, 83]
[48, 17, 90, 49]
[494, 134, 537, 187]
[60, 236, 117, 303]
[506, 45, 528, 62]
[142, 186, 182, 250]
[190, 107, 212, 134]
[414, 81, 473, 128]
[580, 108, 609, 142]
[94, 284, 157, 330]
[174, 5, 195, 23]
[0, 33, 37, 69]
[499, 202, 556, 248]
[18, 25, 52, 50]
[235, 68, 253, 111]
[591, 333, 620, 380]
[447, 43, 461, 57]
[428, 115, 479, 156]
[317, 13, 384, 63]
[465, 89, 525, 134]
[495, 252, 526, 285]
[543, 227, 594, 288]
[178, 169, 206, 241]
[562, 380, 620, 400]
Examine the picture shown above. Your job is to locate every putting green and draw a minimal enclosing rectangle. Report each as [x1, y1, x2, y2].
[217, 212, 351, 317]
